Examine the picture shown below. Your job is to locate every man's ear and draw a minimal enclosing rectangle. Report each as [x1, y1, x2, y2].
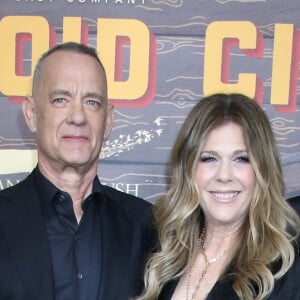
[22, 96, 37, 133]
[104, 104, 114, 141]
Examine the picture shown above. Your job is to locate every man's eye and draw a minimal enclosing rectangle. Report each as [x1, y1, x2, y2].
[53, 98, 66, 104]
[86, 100, 100, 107]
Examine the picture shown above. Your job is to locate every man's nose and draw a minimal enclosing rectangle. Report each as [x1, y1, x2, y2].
[67, 101, 86, 125]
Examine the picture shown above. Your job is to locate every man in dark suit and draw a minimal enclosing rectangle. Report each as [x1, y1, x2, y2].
[0, 42, 154, 299]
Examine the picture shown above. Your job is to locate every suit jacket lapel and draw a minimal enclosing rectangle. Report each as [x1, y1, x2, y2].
[0, 173, 55, 299]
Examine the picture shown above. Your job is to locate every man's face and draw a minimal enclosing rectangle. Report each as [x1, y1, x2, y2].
[25, 50, 113, 172]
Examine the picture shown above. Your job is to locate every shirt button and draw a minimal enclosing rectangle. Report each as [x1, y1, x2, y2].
[58, 194, 65, 202]
[75, 235, 79, 241]
[77, 273, 83, 279]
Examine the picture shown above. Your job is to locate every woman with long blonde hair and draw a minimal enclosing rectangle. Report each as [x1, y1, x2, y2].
[136, 93, 300, 300]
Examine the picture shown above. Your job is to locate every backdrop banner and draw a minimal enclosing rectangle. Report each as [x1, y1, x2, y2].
[0, 0, 299, 202]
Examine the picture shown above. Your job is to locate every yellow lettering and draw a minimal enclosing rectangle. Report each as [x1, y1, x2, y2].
[63, 17, 88, 44]
[97, 18, 151, 101]
[0, 16, 49, 96]
[0, 150, 37, 174]
[203, 21, 262, 100]
[271, 24, 295, 109]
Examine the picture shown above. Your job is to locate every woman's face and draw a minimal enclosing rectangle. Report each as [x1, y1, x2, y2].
[195, 122, 256, 230]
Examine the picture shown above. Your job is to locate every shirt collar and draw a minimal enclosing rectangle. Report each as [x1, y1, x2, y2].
[33, 166, 59, 208]
[33, 165, 104, 215]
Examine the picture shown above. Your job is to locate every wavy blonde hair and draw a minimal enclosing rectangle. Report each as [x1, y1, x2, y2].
[135, 93, 300, 300]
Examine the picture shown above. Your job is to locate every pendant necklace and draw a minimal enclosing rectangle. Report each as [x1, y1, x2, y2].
[185, 229, 228, 300]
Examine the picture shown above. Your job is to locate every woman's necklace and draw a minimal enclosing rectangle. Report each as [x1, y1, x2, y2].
[207, 249, 228, 265]
[185, 229, 228, 300]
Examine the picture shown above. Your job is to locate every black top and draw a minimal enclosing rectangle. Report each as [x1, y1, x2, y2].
[35, 167, 103, 300]
[159, 248, 300, 300]
[159, 196, 300, 300]
[159, 255, 300, 300]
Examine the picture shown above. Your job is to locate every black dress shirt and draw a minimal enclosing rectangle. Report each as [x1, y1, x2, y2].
[34, 167, 103, 300]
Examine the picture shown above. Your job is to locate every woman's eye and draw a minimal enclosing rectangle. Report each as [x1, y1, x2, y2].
[200, 156, 216, 163]
[235, 156, 250, 163]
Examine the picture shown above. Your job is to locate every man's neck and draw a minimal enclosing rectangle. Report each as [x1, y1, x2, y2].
[38, 160, 97, 209]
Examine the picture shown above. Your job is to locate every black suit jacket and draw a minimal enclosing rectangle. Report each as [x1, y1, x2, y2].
[0, 170, 154, 300]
